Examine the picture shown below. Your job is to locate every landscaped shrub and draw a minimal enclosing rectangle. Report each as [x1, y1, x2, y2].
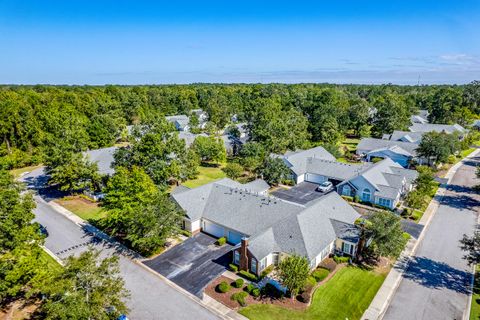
[233, 278, 244, 288]
[306, 276, 317, 287]
[354, 195, 360, 203]
[312, 267, 330, 282]
[333, 255, 350, 264]
[231, 291, 248, 307]
[238, 270, 258, 282]
[229, 263, 238, 272]
[298, 286, 313, 303]
[259, 265, 274, 279]
[179, 229, 192, 237]
[402, 232, 411, 241]
[341, 195, 354, 202]
[251, 288, 260, 297]
[217, 281, 231, 293]
[319, 257, 337, 271]
[216, 237, 226, 246]
[244, 283, 255, 294]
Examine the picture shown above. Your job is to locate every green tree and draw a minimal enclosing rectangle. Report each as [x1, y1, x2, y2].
[364, 211, 406, 258]
[113, 118, 195, 188]
[222, 163, 244, 180]
[348, 97, 371, 137]
[0, 170, 49, 300]
[124, 193, 184, 255]
[191, 135, 226, 164]
[277, 254, 310, 298]
[371, 93, 411, 137]
[41, 248, 129, 320]
[429, 87, 464, 124]
[239, 142, 266, 173]
[48, 152, 101, 193]
[103, 166, 158, 210]
[247, 97, 310, 153]
[417, 132, 460, 165]
[259, 157, 290, 185]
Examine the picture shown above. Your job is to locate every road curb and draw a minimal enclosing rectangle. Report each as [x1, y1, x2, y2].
[361, 148, 480, 320]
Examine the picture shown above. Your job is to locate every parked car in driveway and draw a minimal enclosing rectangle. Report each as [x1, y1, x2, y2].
[316, 181, 333, 193]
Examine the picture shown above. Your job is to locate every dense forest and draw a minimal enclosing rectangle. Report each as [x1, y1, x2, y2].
[1, 81, 479, 170]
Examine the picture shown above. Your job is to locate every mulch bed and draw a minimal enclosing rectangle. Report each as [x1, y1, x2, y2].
[205, 275, 307, 310]
[205, 263, 347, 311]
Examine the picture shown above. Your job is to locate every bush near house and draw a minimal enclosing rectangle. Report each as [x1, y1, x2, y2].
[238, 270, 258, 282]
[233, 278, 244, 288]
[251, 288, 261, 298]
[341, 195, 354, 202]
[217, 281, 231, 293]
[231, 291, 248, 307]
[216, 237, 226, 246]
[244, 283, 256, 294]
[229, 263, 238, 272]
[333, 256, 350, 264]
[260, 265, 274, 279]
[312, 268, 330, 282]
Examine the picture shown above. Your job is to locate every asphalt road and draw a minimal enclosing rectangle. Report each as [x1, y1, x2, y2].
[25, 169, 219, 320]
[383, 154, 480, 320]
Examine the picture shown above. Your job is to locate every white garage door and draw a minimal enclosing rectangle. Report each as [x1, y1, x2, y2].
[203, 221, 225, 238]
[305, 173, 326, 184]
[227, 231, 243, 245]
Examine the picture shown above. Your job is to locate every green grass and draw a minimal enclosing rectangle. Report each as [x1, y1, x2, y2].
[39, 248, 62, 271]
[182, 165, 226, 188]
[55, 196, 106, 221]
[239, 266, 386, 320]
[341, 137, 361, 152]
[411, 209, 424, 222]
[471, 266, 480, 320]
[9, 164, 43, 179]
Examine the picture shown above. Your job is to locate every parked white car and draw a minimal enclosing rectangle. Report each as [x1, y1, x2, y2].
[316, 181, 333, 193]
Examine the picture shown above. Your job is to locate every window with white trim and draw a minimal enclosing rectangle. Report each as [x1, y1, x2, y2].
[234, 250, 240, 265]
[362, 188, 371, 202]
[342, 185, 351, 196]
[378, 198, 391, 208]
[342, 242, 353, 255]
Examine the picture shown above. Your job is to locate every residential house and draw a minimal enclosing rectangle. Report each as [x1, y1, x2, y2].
[382, 130, 424, 144]
[275, 146, 418, 209]
[410, 110, 429, 124]
[172, 178, 361, 276]
[84, 146, 118, 176]
[409, 123, 466, 136]
[272, 146, 337, 184]
[471, 120, 480, 130]
[166, 115, 190, 132]
[356, 137, 424, 167]
[336, 157, 418, 210]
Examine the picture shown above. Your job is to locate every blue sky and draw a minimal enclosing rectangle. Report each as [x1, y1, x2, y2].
[0, 0, 479, 85]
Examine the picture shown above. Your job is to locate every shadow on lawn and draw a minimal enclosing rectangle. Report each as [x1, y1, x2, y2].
[396, 256, 472, 294]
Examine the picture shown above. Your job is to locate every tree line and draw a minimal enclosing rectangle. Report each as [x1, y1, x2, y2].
[1, 81, 479, 169]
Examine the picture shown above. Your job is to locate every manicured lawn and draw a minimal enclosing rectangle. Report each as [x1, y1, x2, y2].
[470, 266, 480, 320]
[55, 196, 106, 221]
[182, 165, 226, 188]
[341, 137, 361, 152]
[9, 164, 43, 179]
[239, 266, 387, 320]
[40, 248, 63, 271]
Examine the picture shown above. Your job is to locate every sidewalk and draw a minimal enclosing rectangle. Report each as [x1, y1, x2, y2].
[45, 198, 245, 320]
[361, 148, 480, 320]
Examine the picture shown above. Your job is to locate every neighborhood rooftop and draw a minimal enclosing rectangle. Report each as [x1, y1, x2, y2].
[409, 123, 466, 134]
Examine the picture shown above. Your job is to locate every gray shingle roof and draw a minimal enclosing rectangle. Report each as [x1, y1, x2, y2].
[305, 158, 373, 181]
[84, 147, 117, 176]
[174, 178, 360, 261]
[330, 219, 360, 244]
[357, 138, 418, 156]
[273, 146, 336, 176]
[388, 131, 424, 144]
[409, 123, 466, 134]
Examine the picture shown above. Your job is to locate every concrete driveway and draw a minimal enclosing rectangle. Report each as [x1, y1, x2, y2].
[143, 233, 233, 297]
[271, 181, 329, 205]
